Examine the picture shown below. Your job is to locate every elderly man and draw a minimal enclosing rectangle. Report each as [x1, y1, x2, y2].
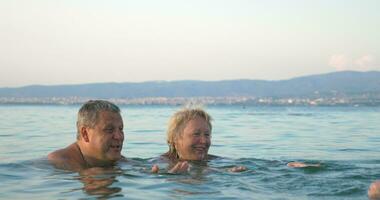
[48, 100, 125, 171]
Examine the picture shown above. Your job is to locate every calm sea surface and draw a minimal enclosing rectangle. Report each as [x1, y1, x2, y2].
[0, 105, 379, 199]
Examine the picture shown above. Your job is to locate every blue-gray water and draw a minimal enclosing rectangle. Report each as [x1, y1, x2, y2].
[0, 105, 379, 199]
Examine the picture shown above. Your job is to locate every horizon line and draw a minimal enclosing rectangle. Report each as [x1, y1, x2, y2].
[1, 70, 379, 89]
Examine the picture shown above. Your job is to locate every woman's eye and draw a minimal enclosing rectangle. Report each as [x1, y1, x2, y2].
[193, 132, 201, 136]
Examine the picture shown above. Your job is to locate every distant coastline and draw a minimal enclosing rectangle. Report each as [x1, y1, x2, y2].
[1, 95, 379, 106]
[1, 71, 380, 106]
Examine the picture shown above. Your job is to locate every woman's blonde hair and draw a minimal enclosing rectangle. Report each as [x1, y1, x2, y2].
[166, 107, 212, 157]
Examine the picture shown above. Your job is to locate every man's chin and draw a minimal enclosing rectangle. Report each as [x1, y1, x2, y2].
[107, 153, 122, 161]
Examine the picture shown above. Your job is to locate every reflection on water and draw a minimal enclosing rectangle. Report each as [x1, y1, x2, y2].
[77, 167, 123, 198]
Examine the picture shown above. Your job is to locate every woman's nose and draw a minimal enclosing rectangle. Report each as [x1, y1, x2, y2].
[199, 135, 209, 144]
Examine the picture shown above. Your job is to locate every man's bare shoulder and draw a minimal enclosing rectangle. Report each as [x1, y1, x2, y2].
[48, 143, 76, 160]
[48, 143, 83, 171]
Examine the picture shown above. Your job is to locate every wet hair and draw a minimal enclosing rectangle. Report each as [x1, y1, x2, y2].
[76, 100, 120, 140]
[166, 107, 212, 158]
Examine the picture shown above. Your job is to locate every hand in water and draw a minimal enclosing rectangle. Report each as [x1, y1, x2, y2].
[287, 162, 321, 168]
[368, 181, 380, 200]
[151, 164, 159, 173]
[228, 166, 247, 172]
[151, 161, 189, 174]
[168, 161, 189, 173]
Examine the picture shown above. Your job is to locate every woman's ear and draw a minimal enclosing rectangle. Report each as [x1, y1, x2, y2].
[173, 138, 178, 149]
[80, 126, 90, 142]
[174, 139, 181, 156]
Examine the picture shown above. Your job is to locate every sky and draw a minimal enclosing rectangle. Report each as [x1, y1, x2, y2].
[1, 0, 379, 87]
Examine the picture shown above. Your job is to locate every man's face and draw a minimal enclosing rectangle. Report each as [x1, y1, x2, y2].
[87, 111, 124, 162]
[175, 117, 211, 161]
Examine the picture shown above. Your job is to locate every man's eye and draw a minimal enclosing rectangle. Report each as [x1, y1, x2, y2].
[105, 128, 114, 133]
[193, 132, 201, 136]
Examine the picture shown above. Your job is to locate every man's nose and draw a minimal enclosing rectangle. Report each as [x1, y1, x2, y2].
[113, 130, 124, 140]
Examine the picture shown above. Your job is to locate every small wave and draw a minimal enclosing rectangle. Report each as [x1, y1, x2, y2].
[247, 112, 277, 116]
[131, 129, 162, 133]
[308, 184, 363, 197]
[338, 148, 369, 152]
[0, 134, 14, 137]
[287, 113, 314, 117]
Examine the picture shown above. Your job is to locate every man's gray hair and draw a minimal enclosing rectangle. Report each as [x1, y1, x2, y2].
[76, 100, 120, 139]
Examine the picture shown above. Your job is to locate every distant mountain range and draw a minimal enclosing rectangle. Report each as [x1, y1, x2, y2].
[1, 71, 380, 99]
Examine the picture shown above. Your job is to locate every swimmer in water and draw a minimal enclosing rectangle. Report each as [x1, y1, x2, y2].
[151, 107, 246, 173]
[48, 100, 125, 171]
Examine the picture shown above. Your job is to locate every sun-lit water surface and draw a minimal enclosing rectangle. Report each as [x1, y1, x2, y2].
[0, 105, 379, 199]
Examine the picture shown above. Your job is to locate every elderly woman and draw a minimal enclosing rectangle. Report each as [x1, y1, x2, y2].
[151, 107, 246, 173]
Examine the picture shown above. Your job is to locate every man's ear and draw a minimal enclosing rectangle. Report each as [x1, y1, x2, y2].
[80, 126, 90, 142]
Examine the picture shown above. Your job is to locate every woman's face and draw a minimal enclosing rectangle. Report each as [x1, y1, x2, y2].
[175, 117, 211, 161]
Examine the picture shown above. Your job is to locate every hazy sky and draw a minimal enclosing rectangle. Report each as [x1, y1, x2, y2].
[1, 0, 379, 87]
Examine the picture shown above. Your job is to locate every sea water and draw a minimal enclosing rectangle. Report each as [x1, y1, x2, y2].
[0, 105, 379, 199]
